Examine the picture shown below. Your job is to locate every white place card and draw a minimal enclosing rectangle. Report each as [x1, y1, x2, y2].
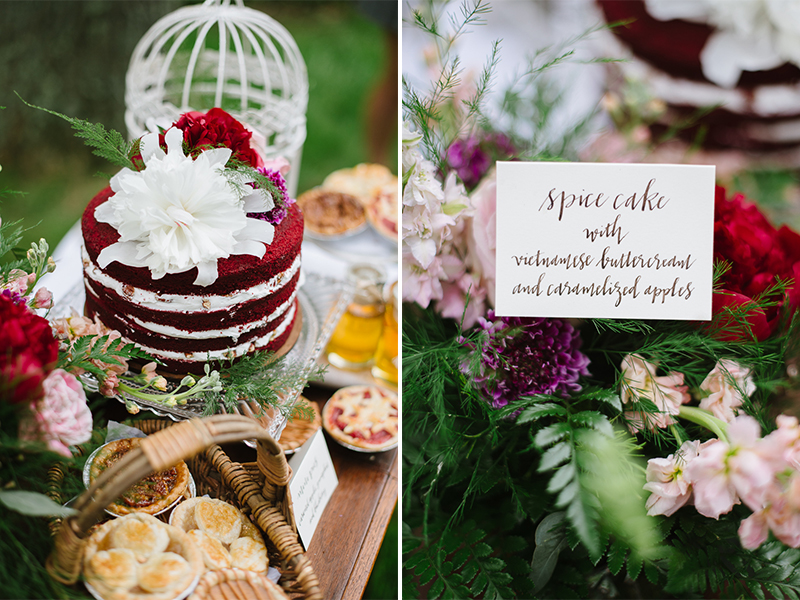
[288, 429, 339, 548]
[495, 162, 715, 320]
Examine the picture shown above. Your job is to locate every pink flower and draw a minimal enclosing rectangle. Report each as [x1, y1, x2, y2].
[402, 251, 444, 308]
[31, 287, 53, 310]
[260, 157, 290, 177]
[2, 270, 36, 296]
[98, 372, 120, 398]
[467, 171, 497, 307]
[437, 271, 488, 328]
[18, 369, 92, 457]
[619, 354, 691, 433]
[684, 438, 740, 519]
[698, 359, 756, 423]
[739, 510, 770, 549]
[643, 440, 700, 516]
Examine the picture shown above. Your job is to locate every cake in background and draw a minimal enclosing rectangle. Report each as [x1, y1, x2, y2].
[80, 109, 303, 375]
[598, 0, 800, 156]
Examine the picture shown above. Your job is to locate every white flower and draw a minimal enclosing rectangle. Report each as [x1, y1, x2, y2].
[95, 127, 274, 286]
[403, 159, 444, 208]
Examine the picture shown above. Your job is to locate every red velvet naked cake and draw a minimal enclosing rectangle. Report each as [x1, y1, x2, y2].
[598, 0, 800, 153]
[80, 109, 303, 374]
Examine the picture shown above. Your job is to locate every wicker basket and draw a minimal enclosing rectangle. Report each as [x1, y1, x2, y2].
[46, 414, 322, 600]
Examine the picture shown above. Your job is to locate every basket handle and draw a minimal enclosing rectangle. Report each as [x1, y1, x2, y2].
[46, 414, 281, 585]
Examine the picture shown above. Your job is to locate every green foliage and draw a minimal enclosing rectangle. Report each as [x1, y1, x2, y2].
[18, 94, 137, 171]
[204, 351, 324, 420]
[58, 334, 152, 381]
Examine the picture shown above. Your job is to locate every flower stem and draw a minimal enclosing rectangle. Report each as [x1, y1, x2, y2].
[678, 406, 729, 443]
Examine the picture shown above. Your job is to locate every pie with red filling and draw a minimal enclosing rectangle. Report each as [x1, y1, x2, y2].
[365, 179, 398, 242]
[322, 385, 398, 451]
[89, 437, 191, 516]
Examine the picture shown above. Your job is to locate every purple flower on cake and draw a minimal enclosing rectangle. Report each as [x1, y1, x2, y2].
[94, 127, 276, 286]
[247, 165, 294, 225]
[462, 312, 590, 409]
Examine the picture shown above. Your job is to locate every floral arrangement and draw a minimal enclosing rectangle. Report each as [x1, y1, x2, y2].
[403, 3, 800, 598]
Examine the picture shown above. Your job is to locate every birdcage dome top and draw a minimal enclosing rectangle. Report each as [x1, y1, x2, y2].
[124, 0, 308, 170]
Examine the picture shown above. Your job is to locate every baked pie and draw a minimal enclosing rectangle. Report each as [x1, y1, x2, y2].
[170, 497, 269, 575]
[296, 188, 366, 237]
[322, 385, 398, 451]
[321, 163, 395, 204]
[364, 179, 398, 242]
[88, 438, 192, 516]
[83, 513, 203, 600]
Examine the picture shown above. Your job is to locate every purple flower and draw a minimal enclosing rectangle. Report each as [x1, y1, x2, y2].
[247, 167, 295, 225]
[445, 133, 516, 190]
[0, 289, 25, 306]
[462, 311, 590, 409]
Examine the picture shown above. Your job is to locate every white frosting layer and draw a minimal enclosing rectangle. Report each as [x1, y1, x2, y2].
[128, 287, 298, 341]
[82, 244, 300, 313]
[605, 32, 800, 118]
[130, 301, 297, 362]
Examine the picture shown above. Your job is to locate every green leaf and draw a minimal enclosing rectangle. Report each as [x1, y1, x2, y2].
[547, 462, 576, 493]
[516, 403, 568, 424]
[534, 421, 571, 448]
[607, 538, 628, 576]
[538, 442, 572, 471]
[417, 564, 435, 585]
[471, 572, 488, 596]
[404, 551, 427, 571]
[0, 490, 77, 518]
[566, 495, 599, 559]
[428, 577, 445, 599]
[530, 512, 568, 594]
[626, 552, 643, 581]
[571, 410, 613, 437]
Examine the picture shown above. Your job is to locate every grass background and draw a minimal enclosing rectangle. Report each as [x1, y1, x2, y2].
[0, 1, 397, 598]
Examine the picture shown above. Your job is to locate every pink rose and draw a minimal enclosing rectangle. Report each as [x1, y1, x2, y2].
[468, 172, 497, 307]
[699, 359, 756, 423]
[18, 369, 92, 457]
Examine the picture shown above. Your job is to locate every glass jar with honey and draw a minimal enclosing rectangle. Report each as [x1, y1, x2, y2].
[372, 280, 398, 386]
[326, 264, 386, 369]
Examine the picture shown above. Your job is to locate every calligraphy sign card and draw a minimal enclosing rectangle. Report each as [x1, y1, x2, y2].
[288, 429, 339, 548]
[494, 162, 716, 320]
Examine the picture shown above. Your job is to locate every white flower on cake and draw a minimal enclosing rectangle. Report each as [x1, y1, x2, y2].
[95, 127, 275, 286]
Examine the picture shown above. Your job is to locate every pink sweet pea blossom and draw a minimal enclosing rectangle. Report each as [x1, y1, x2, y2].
[644, 440, 700, 516]
[699, 359, 756, 423]
[467, 171, 497, 307]
[619, 354, 691, 433]
[739, 510, 770, 549]
[684, 438, 740, 519]
[31, 287, 53, 310]
[2, 269, 36, 297]
[18, 369, 92, 457]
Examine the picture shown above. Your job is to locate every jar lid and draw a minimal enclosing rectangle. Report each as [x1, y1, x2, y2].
[347, 264, 386, 305]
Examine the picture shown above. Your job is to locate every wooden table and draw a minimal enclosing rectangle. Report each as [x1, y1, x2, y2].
[302, 384, 398, 600]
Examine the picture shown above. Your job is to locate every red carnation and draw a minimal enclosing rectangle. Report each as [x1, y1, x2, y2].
[0, 294, 59, 404]
[173, 108, 263, 168]
[712, 186, 800, 340]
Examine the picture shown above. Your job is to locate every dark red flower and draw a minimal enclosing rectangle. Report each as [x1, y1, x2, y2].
[0, 294, 58, 404]
[173, 108, 263, 168]
[712, 186, 800, 339]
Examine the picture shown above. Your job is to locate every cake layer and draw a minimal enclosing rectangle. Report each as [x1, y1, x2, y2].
[82, 188, 304, 296]
[81, 186, 304, 374]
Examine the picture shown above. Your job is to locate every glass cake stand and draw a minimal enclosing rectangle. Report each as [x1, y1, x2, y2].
[53, 271, 351, 440]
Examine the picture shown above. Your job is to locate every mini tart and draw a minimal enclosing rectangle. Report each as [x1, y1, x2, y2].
[89, 438, 191, 516]
[296, 188, 365, 236]
[321, 163, 396, 205]
[83, 513, 203, 600]
[364, 178, 398, 242]
[322, 385, 399, 451]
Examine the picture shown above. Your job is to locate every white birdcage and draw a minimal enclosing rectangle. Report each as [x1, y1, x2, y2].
[124, 0, 308, 196]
